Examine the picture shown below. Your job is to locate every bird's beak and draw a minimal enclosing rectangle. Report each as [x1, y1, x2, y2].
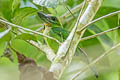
[37, 12, 47, 19]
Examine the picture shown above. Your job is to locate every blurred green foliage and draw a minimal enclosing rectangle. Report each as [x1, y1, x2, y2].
[0, 0, 120, 80]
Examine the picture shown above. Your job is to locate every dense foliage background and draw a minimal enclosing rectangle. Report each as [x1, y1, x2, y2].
[0, 0, 120, 80]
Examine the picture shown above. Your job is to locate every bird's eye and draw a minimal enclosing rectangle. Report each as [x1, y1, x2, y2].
[51, 17, 57, 21]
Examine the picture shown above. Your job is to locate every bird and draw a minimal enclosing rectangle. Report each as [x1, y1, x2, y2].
[37, 12, 60, 27]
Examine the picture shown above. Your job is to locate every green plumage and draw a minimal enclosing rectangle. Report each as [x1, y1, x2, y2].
[50, 27, 69, 41]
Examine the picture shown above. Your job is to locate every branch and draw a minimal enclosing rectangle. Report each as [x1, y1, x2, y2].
[51, 0, 86, 64]
[80, 26, 120, 41]
[7, 21, 56, 62]
[11, 24, 56, 62]
[49, 0, 103, 79]
[66, 0, 103, 68]
[0, 19, 61, 44]
[29, 40, 56, 62]
[60, 2, 83, 20]
[72, 43, 120, 80]
[49, 1, 87, 79]
[80, 10, 120, 31]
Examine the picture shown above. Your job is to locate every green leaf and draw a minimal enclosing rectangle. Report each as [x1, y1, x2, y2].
[88, 25, 113, 48]
[0, 27, 11, 39]
[12, 0, 20, 13]
[102, 0, 120, 8]
[79, 29, 109, 66]
[0, 0, 12, 21]
[11, 39, 51, 67]
[47, 38, 59, 53]
[47, 31, 61, 53]
[0, 57, 13, 66]
[0, 42, 6, 56]
[12, 7, 37, 25]
[15, 33, 37, 41]
[0, 31, 11, 42]
[95, 7, 120, 45]
[0, 26, 11, 42]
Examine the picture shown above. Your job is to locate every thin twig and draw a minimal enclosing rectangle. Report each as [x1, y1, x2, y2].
[60, 3, 83, 20]
[62, 0, 76, 19]
[78, 47, 99, 78]
[80, 10, 120, 31]
[80, 26, 120, 41]
[72, 43, 120, 80]
[0, 19, 61, 44]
